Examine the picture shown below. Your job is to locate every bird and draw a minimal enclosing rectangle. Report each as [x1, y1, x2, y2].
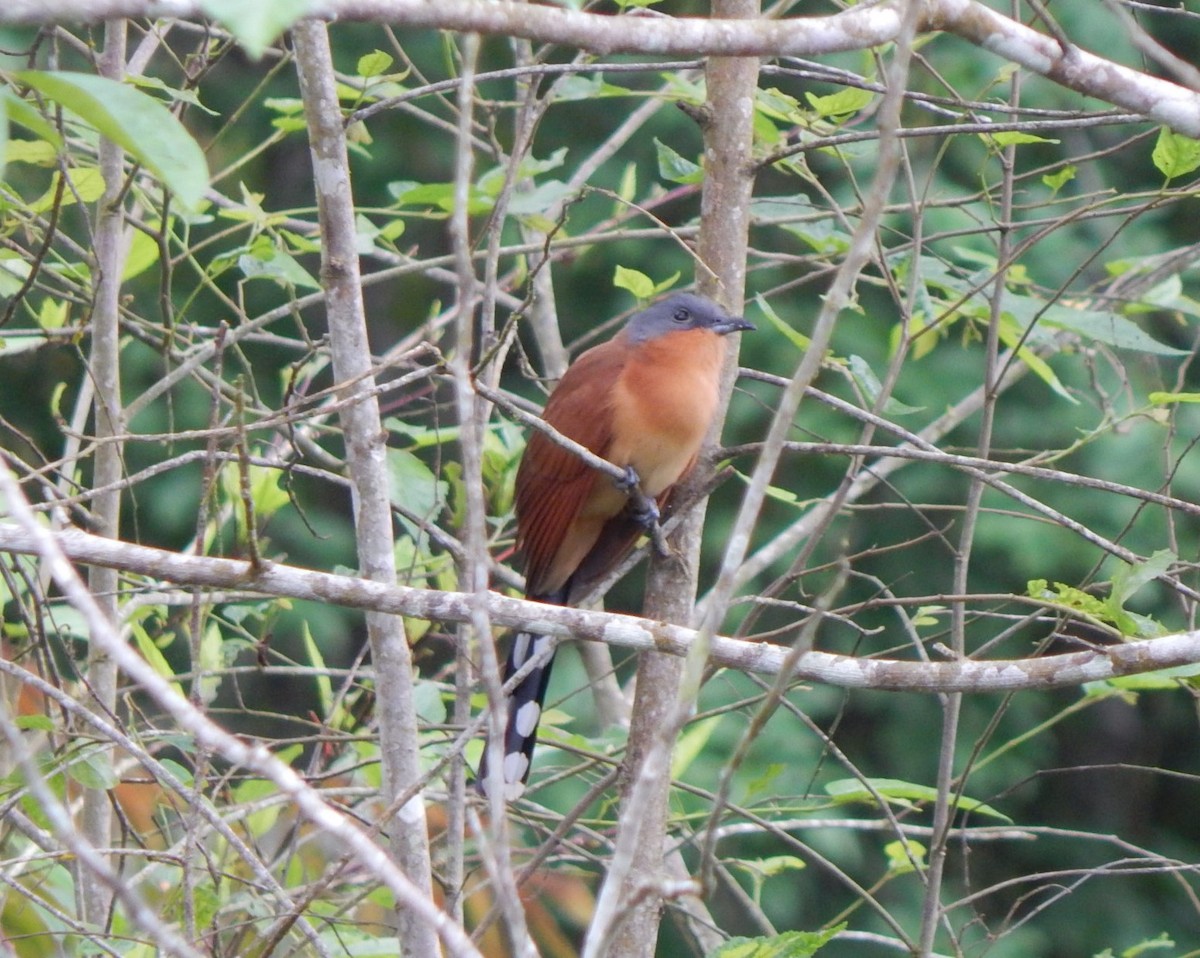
[477, 292, 754, 799]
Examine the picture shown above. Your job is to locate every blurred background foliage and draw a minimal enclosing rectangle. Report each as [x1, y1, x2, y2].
[2, 2, 1200, 956]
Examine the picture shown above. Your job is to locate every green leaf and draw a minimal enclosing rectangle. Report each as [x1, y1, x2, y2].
[233, 777, 284, 836]
[159, 758, 194, 789]
[15, 71, 209, 209]
[1038, 303, 1188, 357]
[200, 0, 318, 60]
[755, 294, 810, 351]
[132, 620, 184, 699]
[654, 137, 703, 185]
[0, 91, 7, 182]
[37, 298, 69, 331]
[616, 162, 637, 205]
[1110, 549, 1174, 608]
[122, 228, 162, 282]
[1085, 662, 1200, 695]
[1029, 579, 1114, 625]
[732, 855, 807, 879]
[31, 167, 105, 214]
[6, 138, 58, 166]
[196, 622, 223, 707]
[357, 51, 394, 78]
[708, 926, 843, 958]
[805, 86, 874, 119]
[981, 130, 1060, 149]
[847, 355, 924, 415]
[238, 239, 320, 290]
[777, 216, 852, 255]
[390, 180, 492, 215]
[1149, 391, 1200, 405]
[128, 74, 218, 115]
[65, 749, 120, 791]
[997, 315, 1077, 403]
[302, 622, 333, 721]
[671, 715, 722, 780]
[248, 463, 289, 518]
[15, 714, 55, 732]
[912, 604, 947, 628]
[743, 762, 785, 800]
[1043, 164, 1076, 192]
[390, 421, 461, 450]
[554, 75, 633, 101]
[825, 777, 1012, 822]
[0, 87, 63, 147]
[1152, 126, 1200, 180]
[413, 679, 447, 726]
[756, 87, 804, 124]
[884, 839, 926, 875]
[387, 449, 448, 543]
[613, 265, 656, 301]
[1102, 550, 1173, 639]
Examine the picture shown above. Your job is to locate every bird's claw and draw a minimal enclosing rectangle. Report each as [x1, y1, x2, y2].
[616, 466, 670, 555]
[630, 491, 671, 556]
[615, 465, 641, 493]
[629, 494, 660, 529]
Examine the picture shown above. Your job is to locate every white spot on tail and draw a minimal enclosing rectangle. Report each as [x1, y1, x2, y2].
[514, 700, 541, 738]
[503, 751, 529, 789]
[511, 632, 531, 667]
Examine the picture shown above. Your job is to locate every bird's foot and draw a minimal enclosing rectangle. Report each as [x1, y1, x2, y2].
[616, 466, 670, 555]
[615, 465, 641, 493]
[631, 492, 671, 556]
[629, 493, 660, 530]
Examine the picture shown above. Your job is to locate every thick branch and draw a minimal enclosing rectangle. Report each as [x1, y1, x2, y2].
[3, 0, 1200, 134]
[80, 18, 128, 927]
[2, 524, 1195, 694]
[292, 21, 436, 955]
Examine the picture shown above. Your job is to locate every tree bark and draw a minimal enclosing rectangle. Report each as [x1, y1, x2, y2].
[292, 20, 439, 956]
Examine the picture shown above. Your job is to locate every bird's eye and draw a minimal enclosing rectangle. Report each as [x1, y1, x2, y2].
[672, 308, 690, 323]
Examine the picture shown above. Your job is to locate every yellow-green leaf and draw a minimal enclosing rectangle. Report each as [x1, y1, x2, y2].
[672, 715, 722, 780]
[614, 265, 655, 301]
[1149, 391, 1200, 405]
[1152, 126, 1200, 180]
[357, 51, 394, 78]
[805, 86, 874, 119]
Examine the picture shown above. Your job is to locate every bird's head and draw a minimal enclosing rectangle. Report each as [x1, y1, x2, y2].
[626, 293, 754, 343]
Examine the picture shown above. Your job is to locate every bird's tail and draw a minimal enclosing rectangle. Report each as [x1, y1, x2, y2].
[476, 625, 558, 800]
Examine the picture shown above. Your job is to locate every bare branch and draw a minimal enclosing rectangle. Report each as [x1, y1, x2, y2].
[2, 524, 1195, 695]
[292, 20, 437, 954]
[3, 0, 1200, 133]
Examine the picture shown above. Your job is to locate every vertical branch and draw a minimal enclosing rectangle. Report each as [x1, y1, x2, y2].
[444, 34, 481, 934]
[446, 32, 534, 955]
[595, 1, 912, 950]
[291, 21, 438, 957]
[80, 16, 128, 929]
[697, 0, 919, 665]
[916, 68, 1021, 958]
[590, 4, 760, 957]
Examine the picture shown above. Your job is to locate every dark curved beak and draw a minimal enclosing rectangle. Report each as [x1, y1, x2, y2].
[713, 316, 756, 336]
